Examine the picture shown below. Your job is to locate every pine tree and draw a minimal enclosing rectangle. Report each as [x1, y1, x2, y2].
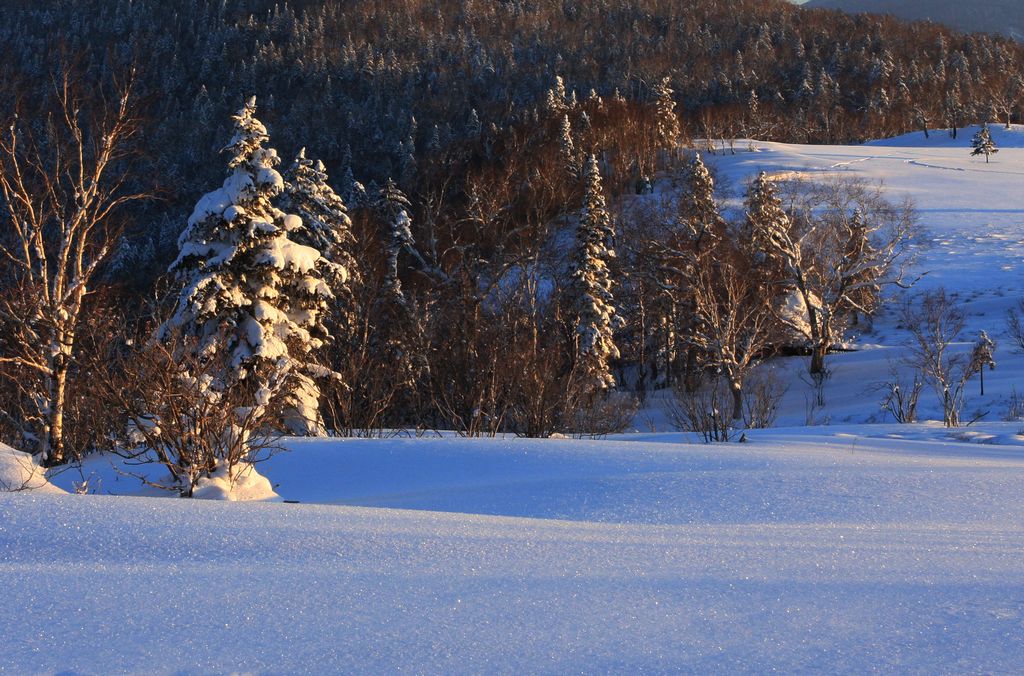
[340, 165, 368, 209]
[369, 177, 422, 413]
[744, 172, 822, 371]
[377, 178, 415, 305]
[467, 108, 482, 137]
[746, 172, 796, 269]
[280, 149, 361, 434]
[559, 114, 580, 177]
[166, 98, 332, 432]
[654, 76, 680, 151]
[568, 155, 621, 392]
[971, 124, 999, 163]
[747, 89, 760, 137]
[282, 148, 358, 287]
[945, 83, 964, 139]
[969, 330, 996, 395]
[545, 75, 569, 116]
[679, 152, 726, 247]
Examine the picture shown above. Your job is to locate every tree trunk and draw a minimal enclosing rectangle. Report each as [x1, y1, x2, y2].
[731, 383, 743, 421]
[809, 344, 827, 375]
[45, 355, 68, 466]
[802, 291, 827, 375]
[684, 346, 700, 393]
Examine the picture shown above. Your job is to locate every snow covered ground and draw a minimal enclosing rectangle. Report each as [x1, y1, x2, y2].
[5, 432, 1024, 673]
[4, 126, 1024, 673]
[710, 125, 1024, 301]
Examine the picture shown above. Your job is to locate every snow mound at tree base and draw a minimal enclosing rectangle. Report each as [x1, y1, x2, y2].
[191, 461, 280, 501]
[0, 443, 66, 494]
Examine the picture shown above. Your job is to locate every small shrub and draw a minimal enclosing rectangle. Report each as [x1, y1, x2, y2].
[664, 379, 737, 443]
[877, 365, 923, 424]
[743, 370, 788, 429]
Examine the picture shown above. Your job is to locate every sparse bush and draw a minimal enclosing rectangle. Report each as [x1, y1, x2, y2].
[1006, 301, 1024, 352]
[570, 391, 639, 438]
[799, 369, 830, 409]
[1004, 388, 1024, 422]
[664, 379, 737, 443]
[877, 364, 923, 424]
[743, 370, 788, 429]
[98, 333, 285, 497]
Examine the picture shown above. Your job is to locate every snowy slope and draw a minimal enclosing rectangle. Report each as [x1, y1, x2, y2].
[674, 125, 1024, 426]
[5, 126, 1024, 673]
[5, 433, 1024, 674]
[704, 125, 1024, 299]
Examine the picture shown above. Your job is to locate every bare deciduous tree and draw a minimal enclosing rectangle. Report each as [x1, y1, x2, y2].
[686, 254, 774, 420]
[901, 289, 980, 427]
[877, 363, 924, 424]
[0, 67, 148, 464]
[1005, 300, 1024, 352]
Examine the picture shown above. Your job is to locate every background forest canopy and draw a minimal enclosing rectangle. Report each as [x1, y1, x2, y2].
[0, 0, 1020, 281]
[0, 0, 1019, 476]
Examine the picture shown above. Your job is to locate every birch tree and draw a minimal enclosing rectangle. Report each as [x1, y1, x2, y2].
[686, 252, 774, 420]
[0, 69, 147, 465]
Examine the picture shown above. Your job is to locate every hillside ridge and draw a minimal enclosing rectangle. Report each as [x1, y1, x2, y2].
[804, 0, 1024, 40]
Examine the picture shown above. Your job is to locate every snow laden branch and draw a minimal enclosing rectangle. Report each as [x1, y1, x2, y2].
[0, 66, 148, 465]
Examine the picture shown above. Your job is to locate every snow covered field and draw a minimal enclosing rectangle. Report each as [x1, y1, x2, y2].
[4, 127, 1024, 673]
[5, 432, 1024, 673]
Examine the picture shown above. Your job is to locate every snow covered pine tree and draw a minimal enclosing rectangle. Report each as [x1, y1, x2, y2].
[971, 124, 998, 163]
[166, 98, 334, 438]
[969, 330, 996, 395]
[680, 152, 726, 247]
[654, 76, 680, 158]
[560, 114, 580, 178]
[377, 178, 415, 311]
[280, 148, 359, 433]
[369, 178, 421, 400]
[568, 155, 622, 395]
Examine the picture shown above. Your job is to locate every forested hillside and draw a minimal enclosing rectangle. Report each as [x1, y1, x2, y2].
[1, 0, 1021, 278]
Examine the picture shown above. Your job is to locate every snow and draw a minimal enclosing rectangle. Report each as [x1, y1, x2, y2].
[4, 432, 1024, 673]
[254, 237, 322, 274]
[256, 165, 284, 193]
[0, 443, 65, 494]
[191, 461, 280, 501]
[5, 125, 1024, 672]
[186, 169, 255, 228]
